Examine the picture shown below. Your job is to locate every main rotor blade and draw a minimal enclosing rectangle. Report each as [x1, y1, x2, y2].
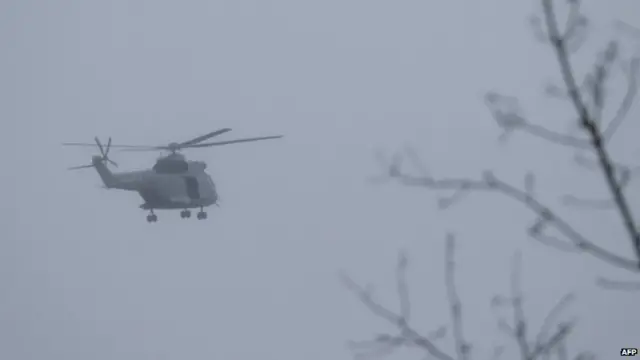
[62, 142, 100, 147]
[68, 164, 94, 170]
[119, 146, 166, 152]
[179, 128, 232, 147]
[186, 135, 283, 148]
[63, 142, 158, 149]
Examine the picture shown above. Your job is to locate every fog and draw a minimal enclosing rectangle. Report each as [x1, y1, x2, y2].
[3, 0, 639, 359]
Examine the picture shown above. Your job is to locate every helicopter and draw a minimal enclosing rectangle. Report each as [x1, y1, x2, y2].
[63, 128, 283, 222]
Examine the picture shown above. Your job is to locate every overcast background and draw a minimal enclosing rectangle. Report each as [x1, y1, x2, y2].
[2, 0, 639, 359]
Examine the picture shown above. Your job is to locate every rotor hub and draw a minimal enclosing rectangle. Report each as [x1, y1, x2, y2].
[167, 142, 180, 153]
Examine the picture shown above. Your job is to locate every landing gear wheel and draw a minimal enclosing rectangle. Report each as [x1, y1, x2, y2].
[197, 211, 207, 220]
[180, 210, 191, 219]
[147, 210, 157, 223]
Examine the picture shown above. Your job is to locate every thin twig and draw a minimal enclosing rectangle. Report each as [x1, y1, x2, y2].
[535, 293, 575, 348]
[484, 93, 591, 149]
[529, 323, 574, 360]
[530, 231, 582, 254]
[574, 152, 640, 176]
[445, 234, 470, 360]
[348, 336, 405, 360]
[602, 57, 639, 142]
[510, 253, 531, 360]
[561, 195, 616, 210]
[397, 252, 411, 321]
[521, 122, 591, 149]
[596, 277, 640, 291]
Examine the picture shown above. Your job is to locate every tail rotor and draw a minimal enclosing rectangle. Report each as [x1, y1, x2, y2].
[67, 137, 118, 170]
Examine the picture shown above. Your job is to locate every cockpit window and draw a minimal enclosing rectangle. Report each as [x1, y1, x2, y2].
[153, 160, 188, 173]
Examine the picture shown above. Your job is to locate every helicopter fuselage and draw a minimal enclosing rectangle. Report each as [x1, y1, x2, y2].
[64, 129, 282, 222]
[91, 155, 218, 210]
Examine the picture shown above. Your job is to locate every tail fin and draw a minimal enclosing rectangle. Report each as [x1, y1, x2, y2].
[92, 156, 117, 188]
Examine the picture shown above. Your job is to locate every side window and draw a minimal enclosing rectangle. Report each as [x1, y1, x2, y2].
[168, 161, 187, 173]
[153, 161, 187, 173]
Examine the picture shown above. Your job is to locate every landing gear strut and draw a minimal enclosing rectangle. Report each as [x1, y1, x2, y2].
[146, 209, 158, 223]
[197, 206, 207, 220]
[180, 209, 191, 219]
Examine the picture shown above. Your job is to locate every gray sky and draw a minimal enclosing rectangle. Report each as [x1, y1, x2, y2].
[3, 0, 639, 359]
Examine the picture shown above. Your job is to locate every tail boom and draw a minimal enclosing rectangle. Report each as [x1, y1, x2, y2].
[93, 156, 117, 188]
[92, 156, 140, 190]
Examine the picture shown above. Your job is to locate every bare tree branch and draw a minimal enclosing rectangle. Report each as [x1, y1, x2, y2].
[349, 2, 632, 360]
[530, 322, 575, 360]
[573, 153, 640, 176]
[521, 122, 591, 149]
[343, 240, 588, 360]
[374, 12, 640, 270]
[341, 236, 478, 360]
[372, 0, 640, 277]
[535, 293, 575, 348]
[397, 252, 411, 321]
[560, 194, 617, 210]
[510, 253, 532, 360]
[602, 57, 639, 142]
[595, 277, 640, 291]
[491, 253, 576, 360]
[341, 273, 404, 326]
[541, 0, 640, 262]
[348, 339, 394, 359]
[484, 92, 591, 149]
[445, 234, 470, 360]
[341, 266, 456, 360]
[373, 161, 640, 272]
[529, 230, 582, 254]
[348, 336, 406, 360]
[563, 156, 636, 211]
